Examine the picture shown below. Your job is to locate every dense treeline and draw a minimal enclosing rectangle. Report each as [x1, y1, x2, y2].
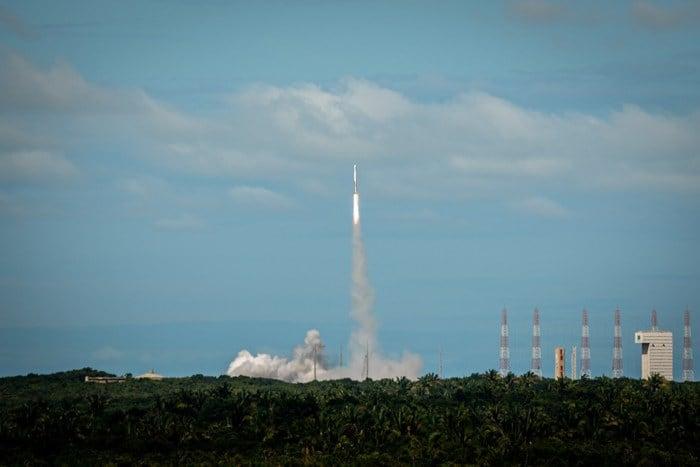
[0, 368, 698, 465]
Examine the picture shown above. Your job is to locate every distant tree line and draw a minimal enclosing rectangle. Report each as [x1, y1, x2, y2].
[0, 368, 698, 464]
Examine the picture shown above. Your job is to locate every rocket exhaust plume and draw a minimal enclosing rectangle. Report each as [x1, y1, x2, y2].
[227, 165, 421, 382]
[353, 164, 360, 225]
[344, 163, 421, 379]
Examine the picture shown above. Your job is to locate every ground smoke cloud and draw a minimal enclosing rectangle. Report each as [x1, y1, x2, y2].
[227, 329, 324, 382]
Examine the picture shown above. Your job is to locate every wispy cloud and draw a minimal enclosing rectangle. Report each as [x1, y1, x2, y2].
[508, 0, 569, 23]
[632, 1, 700, 30]
[0, 150, 78, 183]
[506, 0, 599, 25]
[229, 186, 297, 211]
[512, 196, 571, 219]
[118, 176, 170, 199]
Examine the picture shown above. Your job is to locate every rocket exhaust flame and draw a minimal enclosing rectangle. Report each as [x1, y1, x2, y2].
[226, 165, 421, 382]
[353, 194, 360, 225]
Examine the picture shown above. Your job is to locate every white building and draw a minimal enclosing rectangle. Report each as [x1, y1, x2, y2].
[635, 331, 673, 380]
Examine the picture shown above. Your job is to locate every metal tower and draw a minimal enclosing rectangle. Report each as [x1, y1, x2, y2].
[312, 342, 325, 381]
[571, 345, 577, 379]
[651, 309, 658, 331]
[361, 342, 370, 380]
[531, 308, 542, 377]
[581, 309, 591, 378]
[683, 309, 694, 382]
[612, 308, 623, 378]
[499, 308, 510, 377]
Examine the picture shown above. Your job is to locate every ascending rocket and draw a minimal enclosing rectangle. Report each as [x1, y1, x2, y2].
[352, 164, 360, 225]
[353, 164, 358, 194]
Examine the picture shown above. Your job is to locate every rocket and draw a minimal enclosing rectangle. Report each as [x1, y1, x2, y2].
[352, 164, 360, 225]
[353, 164, 358, 194]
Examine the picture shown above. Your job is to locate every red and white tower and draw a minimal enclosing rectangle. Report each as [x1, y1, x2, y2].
[531, 308, 542, 377]
[499, 308, 510, 377]
[581, 309, 591, 378]
[683, 308, 694, 382]
[612, 308, 623, 378]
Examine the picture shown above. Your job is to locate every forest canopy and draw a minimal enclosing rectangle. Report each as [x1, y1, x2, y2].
[1, 369, 698, 465]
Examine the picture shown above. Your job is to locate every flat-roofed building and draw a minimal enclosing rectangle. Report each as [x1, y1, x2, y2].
[85, 376, 127, 384]
[635, 331, 673, 380]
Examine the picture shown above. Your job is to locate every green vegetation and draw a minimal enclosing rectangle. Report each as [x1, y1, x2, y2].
[1, 368, 698, 465]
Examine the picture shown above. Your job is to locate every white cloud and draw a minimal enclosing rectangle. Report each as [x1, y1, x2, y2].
[1, 50, 699, 205]
[229, 186, 296, 211]
[118, 175, 169, 198]
[0, 150, 78, 182]
[512, 196, 571, 219]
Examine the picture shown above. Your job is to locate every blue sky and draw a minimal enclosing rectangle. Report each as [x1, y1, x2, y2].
[0, 0, 698, 379]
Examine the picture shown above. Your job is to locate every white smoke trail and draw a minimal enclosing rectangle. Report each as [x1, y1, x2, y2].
[340, 196, 421, 380]
[226, 172, 421, 381]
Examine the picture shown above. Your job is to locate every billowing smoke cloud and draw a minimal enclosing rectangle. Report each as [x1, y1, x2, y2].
[226, 187, 422, 382]
[227, 329, 325, 382]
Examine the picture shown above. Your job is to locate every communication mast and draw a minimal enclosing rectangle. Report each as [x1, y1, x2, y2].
[651, 309, 658, 331]
[499, 308, 510, 377]
[312, 342, 325, 381]
[683, 308, 694, 382]
[361, 342, 370, 380]
[531, 308, 542, 377]
[612, 308, 623, 378]
[581, 309, 591, 378]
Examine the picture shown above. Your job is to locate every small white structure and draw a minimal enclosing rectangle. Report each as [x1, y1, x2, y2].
[85, 376, 126, 384]
[136, 369, 164, 380]
[635, 331, 673, 380]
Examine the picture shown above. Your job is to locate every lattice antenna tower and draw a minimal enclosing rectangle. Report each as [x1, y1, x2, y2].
[361, 341, 370, 380]
[499, 308, 510, 377]
[571, 345, 577, 380]
[531, 308, 542, 377]
[312, 342, 325, 381]
[683, 308, 695, 382]
[580, 309, 591, 378]
[612, 308, 623, 378]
